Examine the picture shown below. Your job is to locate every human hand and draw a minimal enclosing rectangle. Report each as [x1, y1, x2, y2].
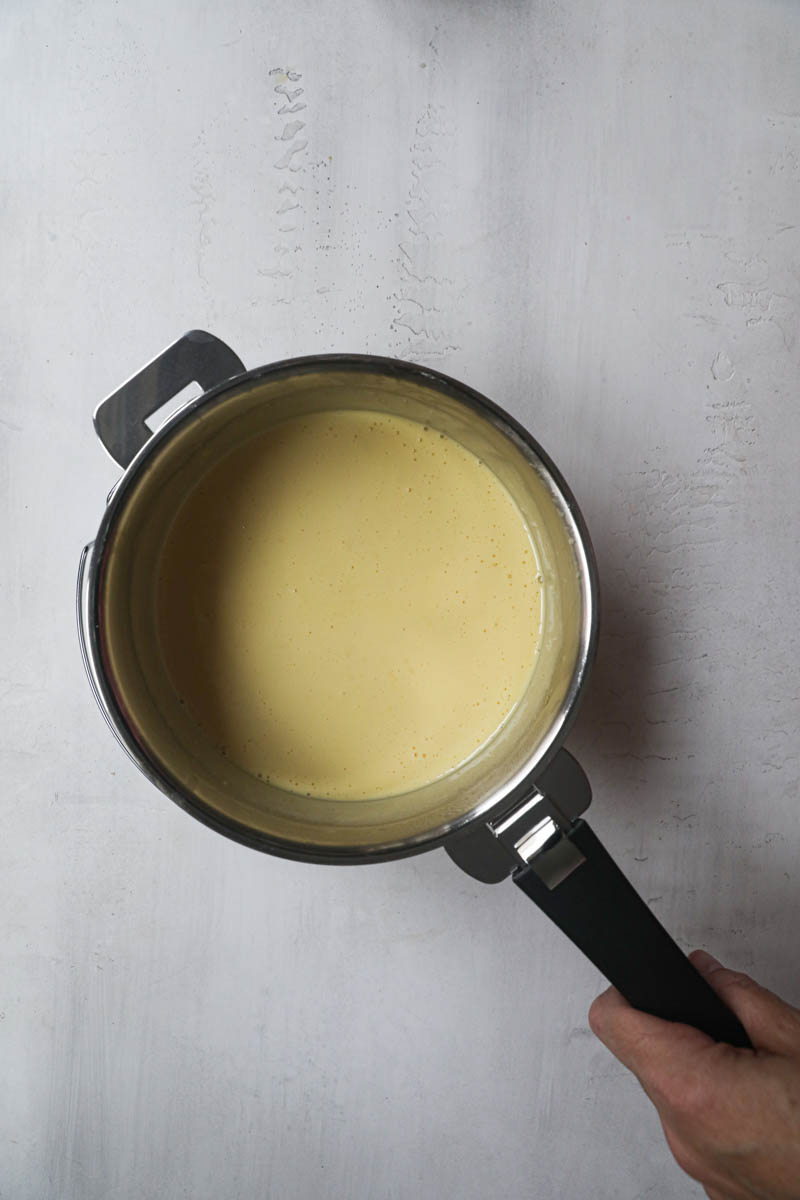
[589, 950, 800, 1199]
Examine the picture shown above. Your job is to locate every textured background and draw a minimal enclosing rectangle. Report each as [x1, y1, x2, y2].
[3, 1, 800, 1197]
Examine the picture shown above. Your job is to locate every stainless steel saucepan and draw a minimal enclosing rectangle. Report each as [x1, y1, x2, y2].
[77, 329, 749, 1047]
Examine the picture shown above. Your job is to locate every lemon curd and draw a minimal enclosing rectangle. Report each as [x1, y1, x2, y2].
[157, 410, 544, 800]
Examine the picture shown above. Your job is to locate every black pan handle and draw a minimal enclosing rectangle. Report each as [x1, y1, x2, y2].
[513, 819, 752, 1048]
[93, 329, 245, 468]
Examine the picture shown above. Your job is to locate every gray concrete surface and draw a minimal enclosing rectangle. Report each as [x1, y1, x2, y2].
[2, 1, 800, 1196]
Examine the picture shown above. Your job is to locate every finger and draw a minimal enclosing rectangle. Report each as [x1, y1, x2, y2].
[589, 985, 713, 1082]
[690, 950, 800, 1055]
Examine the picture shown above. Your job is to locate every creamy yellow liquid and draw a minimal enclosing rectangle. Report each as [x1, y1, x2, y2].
[157, 410, 543, 799]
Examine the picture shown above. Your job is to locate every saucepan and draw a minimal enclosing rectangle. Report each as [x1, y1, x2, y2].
[77, 330, 749, 1047]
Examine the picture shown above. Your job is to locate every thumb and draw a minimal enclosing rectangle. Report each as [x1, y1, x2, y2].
[589, 984, 713, 1080]
[690, 949, 800, 1056]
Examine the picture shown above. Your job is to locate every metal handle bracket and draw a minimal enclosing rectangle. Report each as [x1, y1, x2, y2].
[93, 329, 245, 468]
[490, 792, 586, 889]
[444, 748, 592, 884]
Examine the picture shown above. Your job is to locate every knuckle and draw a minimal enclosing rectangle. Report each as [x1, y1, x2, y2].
[587, 996, 605, 1036]
[663, 1131, 709, 1185]
[588, 990, 621, 1041]
[658, 1068, 711, 1120]
[715, 968, 754, 992]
